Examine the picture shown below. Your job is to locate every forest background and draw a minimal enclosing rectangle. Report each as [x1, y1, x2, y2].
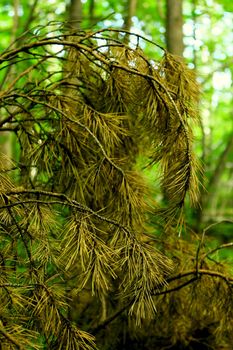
[0, 0, 233, 349]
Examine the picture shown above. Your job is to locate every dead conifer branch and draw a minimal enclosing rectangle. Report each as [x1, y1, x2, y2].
[90, 265, 233, 334]
[1, 25, 224, 349]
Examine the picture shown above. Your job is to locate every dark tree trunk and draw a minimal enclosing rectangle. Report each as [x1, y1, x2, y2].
[68, 0, 82, 30]
[166, 0, 184, 56]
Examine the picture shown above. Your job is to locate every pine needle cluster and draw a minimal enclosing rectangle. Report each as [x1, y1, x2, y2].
[0, 25, 210, 349]
[104, 233, 233, 349]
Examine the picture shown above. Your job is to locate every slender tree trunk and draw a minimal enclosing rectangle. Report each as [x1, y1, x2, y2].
[191, 0, 198, 67]
[165, 0, 184, 56]
[23, 0, 39, 32]
[89, 0, 95, 26]
[161, 0, 184, 207]
[68, 0, 82, 30]
[123, 0, 137, 44]
[123, 0, 137, 32]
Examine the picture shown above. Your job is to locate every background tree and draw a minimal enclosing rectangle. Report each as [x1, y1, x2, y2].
[68, 0, 82, 29]
[123, 0, 137, 31]
[166, 0, 184, 56]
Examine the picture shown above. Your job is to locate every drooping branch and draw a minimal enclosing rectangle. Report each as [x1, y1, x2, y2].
[0, 26, 207, 348]
[0, 30, 201, 227]
[89, 266, 233, 334]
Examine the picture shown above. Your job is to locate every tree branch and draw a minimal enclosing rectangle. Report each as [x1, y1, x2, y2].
[89, 267, 232, 334]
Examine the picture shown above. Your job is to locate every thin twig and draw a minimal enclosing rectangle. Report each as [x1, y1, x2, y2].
[5, 189, 132, 233]
[201, 242, 233, 262]
[166, 268, 233, 284]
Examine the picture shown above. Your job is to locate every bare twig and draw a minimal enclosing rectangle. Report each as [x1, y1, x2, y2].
[201, 242, 233, 262]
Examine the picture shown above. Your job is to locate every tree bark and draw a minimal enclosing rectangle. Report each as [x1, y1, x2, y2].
[89, 0, 95, 26]
[123, 0, 137, 33]
[165, 0, 184, 56]
[68, 0, 82, 30]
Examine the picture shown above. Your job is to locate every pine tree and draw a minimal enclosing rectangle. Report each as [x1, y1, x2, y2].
[0, 25, 232, 349]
